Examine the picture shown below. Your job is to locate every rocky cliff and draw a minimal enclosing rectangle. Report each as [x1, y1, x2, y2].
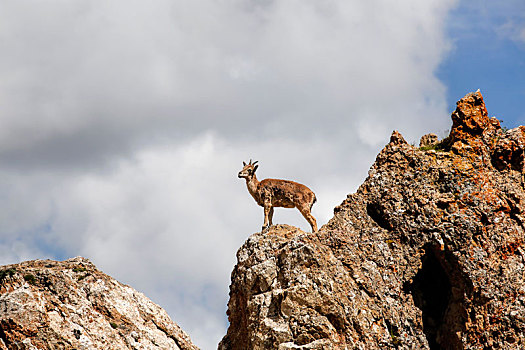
[219, 91, 525, 349]
[0, 257, 198, 350]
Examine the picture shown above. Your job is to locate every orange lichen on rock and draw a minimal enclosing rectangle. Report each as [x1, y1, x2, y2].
[221, 91, 525, 349]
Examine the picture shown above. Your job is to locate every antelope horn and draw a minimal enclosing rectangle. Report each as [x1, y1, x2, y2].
[249, 159, 253, 165]
[253, 160, 258, 165]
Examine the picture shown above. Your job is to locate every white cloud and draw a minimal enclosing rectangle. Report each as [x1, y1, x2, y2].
[0, 0, 453, 167]
[0, 0, 458, 348]
[520, 28, 525, 43]
[498, 20, 525, 45]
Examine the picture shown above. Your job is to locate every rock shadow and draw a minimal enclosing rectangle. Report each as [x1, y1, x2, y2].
[404, 244, 469, 350]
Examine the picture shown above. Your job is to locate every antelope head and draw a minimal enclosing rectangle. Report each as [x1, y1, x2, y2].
[238, 159, 258, 179]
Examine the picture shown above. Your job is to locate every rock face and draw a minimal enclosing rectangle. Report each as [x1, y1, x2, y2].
[0, 257, 198, 350]
[419, 133, 439, 148]
[219, 91, 525, 349]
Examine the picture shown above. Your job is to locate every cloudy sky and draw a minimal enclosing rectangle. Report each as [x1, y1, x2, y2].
[0, 1, 523, 348]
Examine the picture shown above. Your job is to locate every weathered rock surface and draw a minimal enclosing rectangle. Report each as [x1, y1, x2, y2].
[419, 133, 439, 148]
[0, 257, 198, 350]
[220, 91, 525, 349]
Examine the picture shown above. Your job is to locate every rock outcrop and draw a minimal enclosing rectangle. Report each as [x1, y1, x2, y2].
[220, 91, 525, 349]
[0, 257, 198, 350]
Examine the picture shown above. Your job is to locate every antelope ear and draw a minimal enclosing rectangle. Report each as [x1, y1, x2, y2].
[243, 161, 246, 166]
[253, 165, 258, 172]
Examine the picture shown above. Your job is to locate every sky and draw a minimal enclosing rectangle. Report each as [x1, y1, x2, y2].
[0, 1, 523, 349]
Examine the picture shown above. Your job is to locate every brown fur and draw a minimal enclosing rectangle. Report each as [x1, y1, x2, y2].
[238, 160, 317, 232]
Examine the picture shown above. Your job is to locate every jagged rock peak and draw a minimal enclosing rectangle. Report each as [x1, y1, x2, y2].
[451, 90, 493, 136]
[0, 257, 198, 350]
[389, 130, 407, 145]
[220, 92, 525, 349]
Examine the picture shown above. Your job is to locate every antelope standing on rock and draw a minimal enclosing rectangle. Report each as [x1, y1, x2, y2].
[238, 160, 318, 232]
